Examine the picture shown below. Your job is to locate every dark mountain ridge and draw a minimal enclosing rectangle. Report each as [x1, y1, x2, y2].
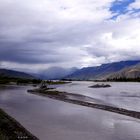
[0, 69, 35, 79]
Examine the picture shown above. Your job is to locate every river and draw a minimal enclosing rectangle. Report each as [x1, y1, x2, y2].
[56, 81, 140, 111]
[0, 82, 140, 140]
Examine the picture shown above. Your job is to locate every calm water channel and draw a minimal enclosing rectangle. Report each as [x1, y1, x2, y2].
[0, 82, 140, 140]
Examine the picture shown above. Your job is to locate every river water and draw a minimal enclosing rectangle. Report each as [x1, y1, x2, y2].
[56, 81, 140, 111]
[0, 82, 140, 140]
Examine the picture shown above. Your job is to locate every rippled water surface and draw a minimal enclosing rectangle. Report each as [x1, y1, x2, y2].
[56, 81, 140, 111]
[0, 83, 140, 140]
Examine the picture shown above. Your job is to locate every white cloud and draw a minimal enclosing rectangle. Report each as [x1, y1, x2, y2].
[86, 16, 140, 62]
[0, 0, 140, 71]
[128, 0, 140, 9]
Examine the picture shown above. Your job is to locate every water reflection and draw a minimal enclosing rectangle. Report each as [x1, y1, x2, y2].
[0, 84, 140, 140]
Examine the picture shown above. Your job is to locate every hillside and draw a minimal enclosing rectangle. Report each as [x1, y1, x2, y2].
[37, 67, 78, 80]
[0, 69, 35, 79]
[65, 60, 140, 80]
[106, 63, 140, 80]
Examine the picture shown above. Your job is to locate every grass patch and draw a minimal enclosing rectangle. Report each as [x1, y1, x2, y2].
[45, 80, 71, 85]
[0, 76, 41, 85]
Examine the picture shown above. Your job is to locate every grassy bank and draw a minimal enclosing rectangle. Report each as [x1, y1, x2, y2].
[44, 80, 71, 85]
[0, 76, 42, 85]
[0, 108, 38, 140]
[106, 77, 140, 82]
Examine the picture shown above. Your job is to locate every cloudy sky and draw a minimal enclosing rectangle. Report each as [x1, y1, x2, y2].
[0, 0, 140, 72]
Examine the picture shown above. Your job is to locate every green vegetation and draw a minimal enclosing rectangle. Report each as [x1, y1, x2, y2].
[0, 75, 71, 86]
[0, 131, 9, 140]
[45, 80, 71, 85]
[0, 76, 41, 85]
[0, 108, 38, 140]
[16, 79, 42, 85]
[107, 77, 140, 82]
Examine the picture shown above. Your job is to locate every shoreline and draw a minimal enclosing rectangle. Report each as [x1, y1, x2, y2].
[28, 89, 140, 120]
[0, 108, 38, 140]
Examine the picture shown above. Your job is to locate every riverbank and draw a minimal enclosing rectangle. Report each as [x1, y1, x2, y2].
[0, 108, 38, 140]
[28, 88, 140, 120]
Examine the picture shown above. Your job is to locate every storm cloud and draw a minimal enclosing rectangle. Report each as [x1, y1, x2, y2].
[0, 0, 140, 71]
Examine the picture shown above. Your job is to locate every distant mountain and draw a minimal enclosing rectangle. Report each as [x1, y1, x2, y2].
[0, 69, 35, 79]
[65, 60, 140, 80]
[37, 67, 78, 80]
[106, 63, 140, 80]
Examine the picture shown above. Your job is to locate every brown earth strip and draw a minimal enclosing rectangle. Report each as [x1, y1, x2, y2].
[0, 108, 39, 140]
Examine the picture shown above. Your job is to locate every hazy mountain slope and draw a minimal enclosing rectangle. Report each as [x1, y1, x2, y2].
[66, 60, 140, 80]
[37, 67, 78, 80]
[0, 69, 35, 79]
[106, 63, 140, 80]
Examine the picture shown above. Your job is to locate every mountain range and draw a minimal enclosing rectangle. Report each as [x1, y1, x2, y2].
[1, 60, 140, 81]
[65, 60, 140, 80]
[35, 67, 78, 80]
[107, 63, 140, 80]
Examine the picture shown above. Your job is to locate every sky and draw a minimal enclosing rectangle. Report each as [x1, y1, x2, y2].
[0, 0, 140, 72]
